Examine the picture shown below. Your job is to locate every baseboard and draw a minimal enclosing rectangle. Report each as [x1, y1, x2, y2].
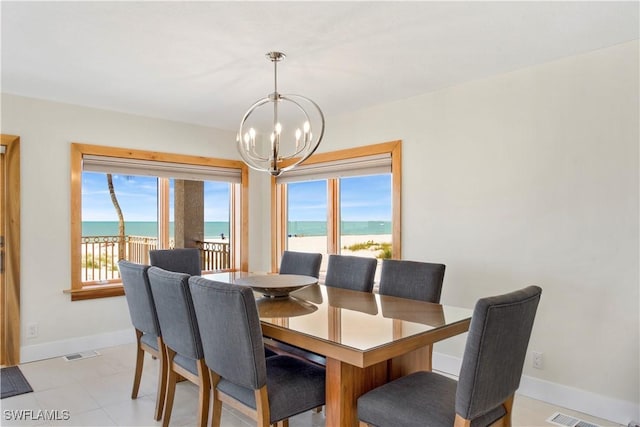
[20, 328, 136, 363]
[433, 352, 639, 426]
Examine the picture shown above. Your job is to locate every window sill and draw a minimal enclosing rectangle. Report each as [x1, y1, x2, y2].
[64, 283, 125, 301]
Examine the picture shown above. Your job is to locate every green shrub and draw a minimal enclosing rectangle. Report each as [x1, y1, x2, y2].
[343, 240, 392, 259]
[376, 243, 393, 259]
[344, 240, 376, 251]
[82, 254, 117, 270]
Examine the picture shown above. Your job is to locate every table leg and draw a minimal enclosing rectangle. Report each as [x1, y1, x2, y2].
[388, 344, 432, 380]
[325, 358, 388, 427]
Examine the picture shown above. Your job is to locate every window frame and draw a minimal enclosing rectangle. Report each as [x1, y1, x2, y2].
[68, 143, 249, 301]
[270, 140, 402, 272]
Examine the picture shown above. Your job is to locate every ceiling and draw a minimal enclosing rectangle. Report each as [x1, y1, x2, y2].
[1, 1, 638, 131]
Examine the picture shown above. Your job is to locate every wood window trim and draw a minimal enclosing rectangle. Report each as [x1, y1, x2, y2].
[271, 140, 402, 271]
[67, 143, 249, 301]
[327, 179, 340, 255]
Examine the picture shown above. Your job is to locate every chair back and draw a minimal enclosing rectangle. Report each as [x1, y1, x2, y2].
[189, 276, 267, 390]
[456, 285, 542, 421]
[279, 251, 323, 278]
[379, 259, 445, 303]
[118, 260, 160, 336]
[324, 254, 377, 292]
[147, 266, 203, 360]
[149, 248, 201, 276]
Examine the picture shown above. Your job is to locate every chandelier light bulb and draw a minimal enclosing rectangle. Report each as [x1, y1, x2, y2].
[237, 51, 325, 176]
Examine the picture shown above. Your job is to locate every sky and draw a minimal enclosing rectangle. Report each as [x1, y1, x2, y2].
[287, 174, 392, 221]
[82, 172, 230, 221]
[82, 172, 392, 222]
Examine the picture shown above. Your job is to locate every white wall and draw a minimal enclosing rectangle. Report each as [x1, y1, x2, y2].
[0, 95, 239, 360]
[1, 39, 638, 423]
[299, 41, 639, 419]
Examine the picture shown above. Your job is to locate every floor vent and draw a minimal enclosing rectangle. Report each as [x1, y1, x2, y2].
[62, 350, 100, 362]
[547, 412, 601, 427]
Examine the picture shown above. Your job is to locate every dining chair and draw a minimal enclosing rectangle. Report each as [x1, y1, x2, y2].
[378, 260, 444, 372]
[378, 259, 446, 303]
[358, 285, 542, 427]
[279, 250, 323, 278]
[324, 254, 377, 292]
[188, 276, 326, 427]
[147, 266, 210, 427]
[117, 260, 167, 421]
[149, 247, 201, 276]
[271, 250, 324, 364]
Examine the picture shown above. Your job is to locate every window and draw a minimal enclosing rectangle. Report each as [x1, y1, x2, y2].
[271, 141, 401, 275]
[339, 174, 392, 261]
[286, 180, 329, 270]
[69, 143, 248, 300]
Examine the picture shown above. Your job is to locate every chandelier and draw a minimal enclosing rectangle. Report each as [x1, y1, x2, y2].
[237, 52, 325, 176]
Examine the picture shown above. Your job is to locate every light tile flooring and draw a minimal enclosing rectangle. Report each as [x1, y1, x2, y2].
[1, 343, 621, 427]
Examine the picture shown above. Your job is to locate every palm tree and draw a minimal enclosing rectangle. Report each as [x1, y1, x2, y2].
[106, 173, 126, 260]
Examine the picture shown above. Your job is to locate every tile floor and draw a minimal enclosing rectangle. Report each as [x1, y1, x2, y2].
[0, 343, 621, 427]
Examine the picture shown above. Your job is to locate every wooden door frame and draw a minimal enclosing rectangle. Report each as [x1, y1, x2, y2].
[1, 134, 20, 366]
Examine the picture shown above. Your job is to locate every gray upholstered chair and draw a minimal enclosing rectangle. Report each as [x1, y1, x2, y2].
[147, 266, 209, 427]
[188, 276, 326, 427]
[324, 254, 377, 292]
[117, 260, 167, 421]
[279, 250, 323, 278]
[149, 248, 201, 276]
[268, 249, 325, 364]
[378, 259, 446, 303]
[358, 285, 542, 427]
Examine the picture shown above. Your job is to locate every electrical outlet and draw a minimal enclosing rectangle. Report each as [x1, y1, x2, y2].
[27, 323, 38, 338]
[532, 351, 543, 369]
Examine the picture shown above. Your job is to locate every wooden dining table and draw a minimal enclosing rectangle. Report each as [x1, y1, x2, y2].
[203, 272, 473, 427]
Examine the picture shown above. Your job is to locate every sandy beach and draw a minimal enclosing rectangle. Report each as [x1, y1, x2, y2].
[287, 234, 392, 276]
[286, 234, 391, 257]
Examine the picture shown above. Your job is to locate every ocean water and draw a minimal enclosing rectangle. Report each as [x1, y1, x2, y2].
[288, 221, 391, 236]
[82, 221, 391, 238]
[82, 222, 230, 239]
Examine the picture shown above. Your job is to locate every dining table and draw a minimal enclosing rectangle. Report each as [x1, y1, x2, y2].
[202, 271, 473, 427]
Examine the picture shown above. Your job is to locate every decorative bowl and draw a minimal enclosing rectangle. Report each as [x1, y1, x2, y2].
[235, 274, 318, 298]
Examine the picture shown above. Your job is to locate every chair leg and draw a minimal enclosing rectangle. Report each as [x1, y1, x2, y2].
[503, 395, 514, 427]
[481, 395, 515, 427]
[162, 348, 178, 427]
[154, 338, 168, 421]
[209, 370, 222, 427]
[132, 330, 144, 399]
[196, 359, 210, 427]
[454, 414, 472, 427]
[255, 386, 270, 427]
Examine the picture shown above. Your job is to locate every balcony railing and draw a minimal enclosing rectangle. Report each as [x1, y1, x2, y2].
[80, 235, 230, 283]
[197, 241, 231, 271]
